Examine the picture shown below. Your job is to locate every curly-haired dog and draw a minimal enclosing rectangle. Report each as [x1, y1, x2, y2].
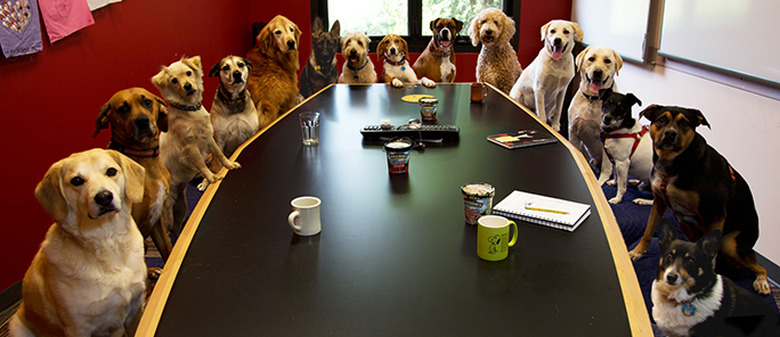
[8, 149, 147, 337]
[152, 56, 241, 235]
[300, 18, 341, 97]
[510, 20, 582, 132]
[567, 46, 623, 171]
[413, 17, 464, 83]
[468, 8, 523, 94]
[339, 31, 377, 84]
[93, 87, 173, 261]
[378, 34, 435, 88]
[246, 15, 302, 129]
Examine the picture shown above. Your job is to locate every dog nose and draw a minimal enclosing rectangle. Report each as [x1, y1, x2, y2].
[389, 47, 396, 55]
[287, 40, 295, 49]
[664, 129, 677, 138]
[94, 191, 114, 207]
[593, 69, 603, 79]
[554, 37, 562, 45]
[349, 50, 357, 56]
[603, 116, 612, 124]
[233, 70, 242, 79]
[485, 29, 493, 35]
[184, 82, 192, 91]
[666, 273, 678, 285]
[135, 116, 151, 129]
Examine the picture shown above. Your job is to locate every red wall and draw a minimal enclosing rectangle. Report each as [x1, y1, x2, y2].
[0, 0, 570, 291]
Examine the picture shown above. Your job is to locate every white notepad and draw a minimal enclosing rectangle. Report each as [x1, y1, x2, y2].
[492, 190, 591, 232]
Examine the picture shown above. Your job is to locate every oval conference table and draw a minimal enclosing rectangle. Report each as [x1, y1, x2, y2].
[136, 83, 652, 336]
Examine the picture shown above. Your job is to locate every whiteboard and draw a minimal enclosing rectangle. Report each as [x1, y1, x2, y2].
[571, 0, 652, 62]
[660, 0, 780, 85]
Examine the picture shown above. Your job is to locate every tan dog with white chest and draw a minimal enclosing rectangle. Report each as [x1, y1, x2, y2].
[567, 46, 623, 170]
[378, 34, 435, 88]
[510, 20, 582, 132]
[246, 15, 302, 129]
[209, 55, 259, 160]
[8, 149, 147, 337]
[413, 17, 464, 83]
[93, 87, 173, 261]
[153, 56, 240, 236]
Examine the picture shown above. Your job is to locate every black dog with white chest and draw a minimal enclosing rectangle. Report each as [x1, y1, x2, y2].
[652, 220, 780, 337]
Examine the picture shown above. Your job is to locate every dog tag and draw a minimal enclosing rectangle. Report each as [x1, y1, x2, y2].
[401, 66, 406, 71]
[681, 303, 696, 316]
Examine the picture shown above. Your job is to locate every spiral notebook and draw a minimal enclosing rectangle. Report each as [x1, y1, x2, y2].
[492, 190, 591, 232]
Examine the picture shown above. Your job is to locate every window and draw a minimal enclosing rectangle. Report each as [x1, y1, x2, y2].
[311, 0, 520, 52]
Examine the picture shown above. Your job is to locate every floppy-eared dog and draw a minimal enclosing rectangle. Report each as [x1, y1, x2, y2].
[510, 20, 582, 132]
[338, 31, 376, 84]
[208, 55, 259, 159]
[94, 87, 173, 261]
[8, 149, 147, 337]
[652, 220, 780, 337]
[630, 105, 770, 295]
[597, 88, 653, 205]
[377, 34, 435, 88]
[412, 17, 463, 83]
[300, 17, 340, 97]
[468, 8, 523, 94]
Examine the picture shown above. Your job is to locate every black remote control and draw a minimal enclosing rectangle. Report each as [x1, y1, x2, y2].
[360, 124, 460, 141]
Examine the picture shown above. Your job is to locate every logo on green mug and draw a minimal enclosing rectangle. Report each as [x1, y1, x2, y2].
[487, 233, 508, 254]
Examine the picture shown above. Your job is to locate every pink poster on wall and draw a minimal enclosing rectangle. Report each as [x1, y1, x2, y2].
[38, 0, 93, 43]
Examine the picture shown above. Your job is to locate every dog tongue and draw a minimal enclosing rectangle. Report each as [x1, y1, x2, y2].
[589, 80, 603, 93]
[552, 45, 563, 60]
[441, 40, 451, 47]
[349, 55, 358, 63]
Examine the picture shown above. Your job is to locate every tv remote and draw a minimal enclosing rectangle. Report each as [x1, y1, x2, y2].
[360, 124, 460, 141]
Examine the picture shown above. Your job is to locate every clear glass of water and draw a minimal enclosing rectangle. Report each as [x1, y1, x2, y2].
[299, 111, 320, 146]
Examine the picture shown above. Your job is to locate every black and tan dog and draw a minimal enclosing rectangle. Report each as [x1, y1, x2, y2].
[630, 105, 770, 295]
[652, 220, 779, 337]
[300, 17, 340, 97]
[94, 87, 173, 261]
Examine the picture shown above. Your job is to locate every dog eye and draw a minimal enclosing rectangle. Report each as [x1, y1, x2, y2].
[222, 65, 230, 71]
[289, 27, 294, 32]
[657, 116, 668, 124]
[143, 99, 153, 108]
[171, 78, 178, 84]
[663, 253, 673, 264]
[186, 71, 192, 76]
[71, 176, 85, 186]
[550, 29, 556, 34]
[604, 59, 612, 64]
[238, 62, 244, 68]
[481, 19, 487, 24]
[118, 104, 129, 114]
[106, 167, 118, 177]
[678, 119, 690, 127]
[685, 257, 695, 268]
[588, 56, 596, 62]
[275, 30, 282, 35]
[563, 29, 569, 34]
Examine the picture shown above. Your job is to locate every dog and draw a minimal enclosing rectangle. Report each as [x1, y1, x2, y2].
[630, 105, 770, 295]
[597, 88, 653, 205]
[8, 149, 147, 337]
[208, 55, 259, 161]
[246, 15, 302, 130]
[468, 8, 523, 94]
[378, 34, 435, 88]
[567, 46, 623, 171]
[510, 20, 582, 132]
[300, 17, 340, 97]
[152, 56, 241, 236]
[412, 17, 464, 83]
[93, 87, 174, 261]
[338, 31, 377, 84]
[652, 220, 780, 337]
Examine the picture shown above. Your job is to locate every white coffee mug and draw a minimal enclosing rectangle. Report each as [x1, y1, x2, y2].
[288, 196, 321, 236]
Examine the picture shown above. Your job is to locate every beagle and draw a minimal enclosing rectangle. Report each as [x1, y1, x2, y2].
[378, 34, 435, 88]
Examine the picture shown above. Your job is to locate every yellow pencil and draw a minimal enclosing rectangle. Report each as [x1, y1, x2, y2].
[525, 204, 569, 214]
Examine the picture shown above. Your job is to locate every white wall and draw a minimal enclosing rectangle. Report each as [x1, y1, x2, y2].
[617, 60, 780, 264]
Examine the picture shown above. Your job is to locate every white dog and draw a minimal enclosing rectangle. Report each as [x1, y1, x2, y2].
[597, 88, 653, 205]
[209, 55, 259, 160]
[8, 149, 147, 337]
[378, 34, 435, 88]
[153, 56, 241, 235]
[468, 8, 523, 94]
[339, 31, 377, 84]
[510, 20, 582, 132]
[568, 46, 623, 171]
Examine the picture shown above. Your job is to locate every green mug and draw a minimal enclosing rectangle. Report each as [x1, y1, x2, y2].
[477, 215, 518, 261]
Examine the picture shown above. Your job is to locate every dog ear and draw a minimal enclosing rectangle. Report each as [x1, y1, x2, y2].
[626, 93, 642, 107]
[657, 220, 678, 251]
[293, 22, 302, 45]
[208, 60, 222, 78]
[500, 15, 516, 44]
[35, 160, 68, 224]
[400, 36, 408, 55]
[258, 23, 275, 54]
[687, 108, 711, 129]
[639, 104, 664, 122]
[153, 94, 169, 132]
[698, 229, 722, 259]
[312, 17, 324, 35]
[575, 47, 590, 71]
[453, 18, 464, 33]
[430, 19, 437, 33]
[329, 20, 340, 38]
[377, 36, 387, 57]
[151, 67, 168, 91]
[94, 101, 111, 138]
[182, 55, 203, 73]
[107, 150, 146, 205]
[468, 16, 481, 47]
[540, 21, 551, 41]
[612, 49, 624, 76]
[571, 22, 584, 42]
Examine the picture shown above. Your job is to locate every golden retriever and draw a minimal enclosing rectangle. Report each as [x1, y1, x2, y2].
[468, 8, 523, 94]
[246, 15, 302, 130]
[152, 56, 241, 235]
[8, 149, 147, 337]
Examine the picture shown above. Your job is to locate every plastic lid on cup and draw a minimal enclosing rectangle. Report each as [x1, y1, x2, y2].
[461, 183, 495, 198]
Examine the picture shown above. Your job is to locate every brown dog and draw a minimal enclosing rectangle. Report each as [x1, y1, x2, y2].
[94, 87, 173, 260]
[631, 105, 769, 295]
[246, 15, 302, 130]
[413, 17, 464, 83]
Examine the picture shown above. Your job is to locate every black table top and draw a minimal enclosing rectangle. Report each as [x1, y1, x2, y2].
[137, 84, 651, 336]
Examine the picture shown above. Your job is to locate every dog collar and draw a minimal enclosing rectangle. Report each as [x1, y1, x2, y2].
[311, 57, 335, 72]
[108, 139, 160, 157]
[347, 59, 369, 72]
[582, 91, 601, 101]
[169, 101, 202, 111]
[384, 55, 406, 66]
[217, 86, 247, 109]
